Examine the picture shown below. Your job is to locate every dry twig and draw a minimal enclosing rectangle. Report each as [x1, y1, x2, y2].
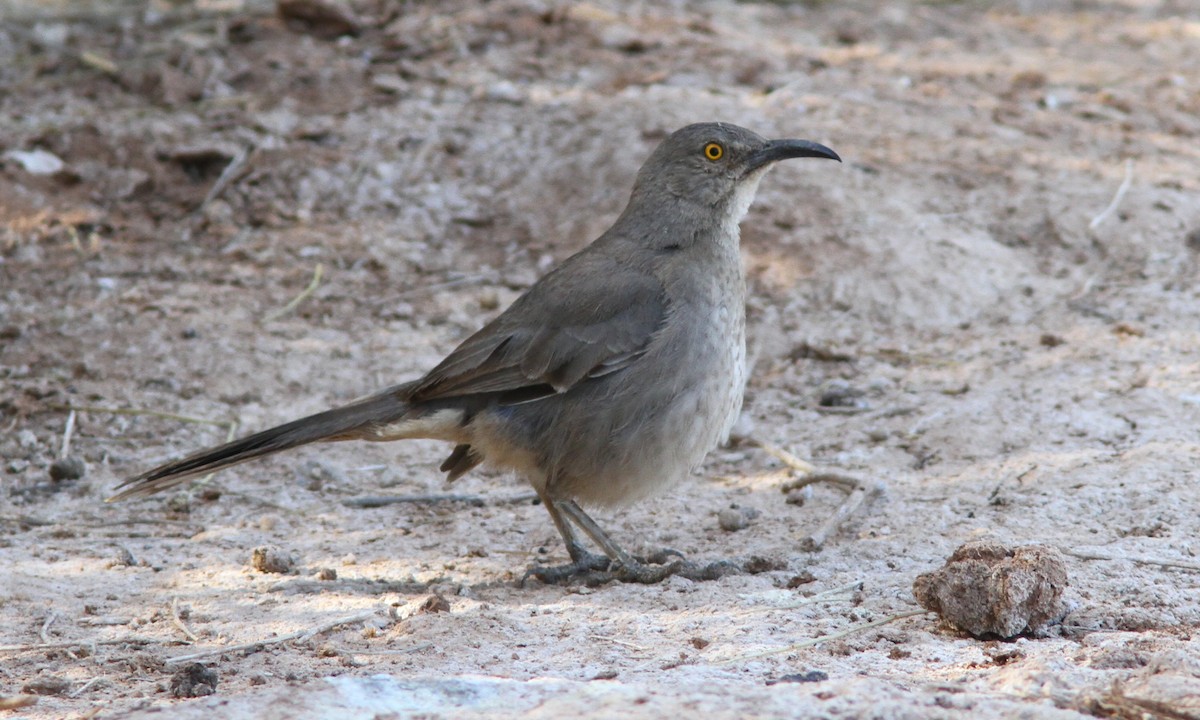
[1089, 159, 1134, 230]
[335, 643, 434, 656]
[342, 492, 538, 509]
[39, 613, 56, 645]
[717, 609, 929, 665]
[164, 609, 381, 665]
[589, 634, 649, 652]
[170, 598, 199, 643]
[755, 439, 884, 550]
[263, 263, 324, 323]
[1061, 548, 1200, 573]
[60, 409, 76, 458]
[0, 636, 162, 655]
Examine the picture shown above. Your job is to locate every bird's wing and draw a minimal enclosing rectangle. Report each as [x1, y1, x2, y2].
[408, 252, 667, 404]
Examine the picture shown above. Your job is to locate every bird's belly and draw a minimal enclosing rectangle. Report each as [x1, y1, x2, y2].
[546, 293, 748, 507]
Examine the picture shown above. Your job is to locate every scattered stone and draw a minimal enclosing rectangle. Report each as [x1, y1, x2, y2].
[1039, 333, 1065, 348]
[277, 0, 362, 38]
[1185, 227, 1200, 253]
[419, 594, 450, 614]
[786, 571, 817, 589]
[251, 546, 297, 574]
[766, 670, 828, 685]
[864, 427, 889, 443]
[297, 460, 345, 492]
[912, 540, 1067, 638]
[690, 637, 710, 650]
[317, 567, 337, 581]
[817, 380, 867, 410]
[4, 149, 65, 175]
[21, 676, 71, 696]
[110, 546, 137, 567]
[591, 670, 619, 681]
[717, 507, 751, 532]
[198, 487, 222, 502]
[743, 555, 787, 574]
[49, 455, 87, 482]
[167, 493, 191, 514]
[169, 663, 218, 698]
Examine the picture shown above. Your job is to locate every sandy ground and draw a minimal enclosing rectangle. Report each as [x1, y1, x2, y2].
[2, 0, 1200, 717]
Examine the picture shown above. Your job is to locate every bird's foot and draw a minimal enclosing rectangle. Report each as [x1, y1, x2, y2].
[524, 547, 742, 586]
[523, 548, 614, 586]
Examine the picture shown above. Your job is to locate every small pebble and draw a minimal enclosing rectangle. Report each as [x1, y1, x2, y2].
[766, 670, 829, 685]
[169, 663, 217, 698]
[419, 594, 450, 614]
[717, 507, 750, 532]
[864, 428, 889, 443]
[111, 546, 137, 567]
[49, 456, 86, 482]
[22, 676, 72, 696]
[250, 546, 297, 574]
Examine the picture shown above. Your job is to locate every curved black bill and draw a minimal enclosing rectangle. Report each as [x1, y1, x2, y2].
[748, 139, 841, 172]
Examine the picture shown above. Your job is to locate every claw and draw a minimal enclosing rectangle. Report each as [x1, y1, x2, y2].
[522, 551, 742, 586]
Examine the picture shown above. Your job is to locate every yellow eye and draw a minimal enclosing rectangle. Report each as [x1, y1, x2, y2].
[703, 142, 724, 161]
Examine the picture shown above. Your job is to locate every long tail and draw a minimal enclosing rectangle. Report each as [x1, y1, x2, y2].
[108, 384, 418, 501]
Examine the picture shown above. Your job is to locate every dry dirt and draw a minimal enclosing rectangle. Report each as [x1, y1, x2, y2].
[2, 0, 1200, 718]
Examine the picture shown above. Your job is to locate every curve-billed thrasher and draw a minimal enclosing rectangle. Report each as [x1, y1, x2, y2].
[110, 122, 840, 584]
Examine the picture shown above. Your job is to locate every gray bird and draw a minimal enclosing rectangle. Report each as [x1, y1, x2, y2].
[110, 122, 840, 584]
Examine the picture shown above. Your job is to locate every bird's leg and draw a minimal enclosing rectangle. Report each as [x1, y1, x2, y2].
[523, 489, 740, 586]
[558, 501, 680, 584]
[559, 501, 738, 584]
[523, 489, 613, 585]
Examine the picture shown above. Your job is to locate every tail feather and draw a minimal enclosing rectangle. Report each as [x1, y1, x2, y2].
[108, 386, 415, 501]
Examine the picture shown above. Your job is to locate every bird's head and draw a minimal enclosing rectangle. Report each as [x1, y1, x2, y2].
[634, 122, 840, 212]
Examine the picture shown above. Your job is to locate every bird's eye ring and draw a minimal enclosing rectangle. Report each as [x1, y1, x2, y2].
[703, 142, 724, 161]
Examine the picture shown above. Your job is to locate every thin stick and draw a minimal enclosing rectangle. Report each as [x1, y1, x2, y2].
[52, 404, 232, 428]
[263, 264, 324, 323]
[170, 598, 199, 643]
[589, 634, 649, 652]
[68, 676, 104, 698]
[55, 403, 237, 490]
[1061, 548, 1200, 573]
[755, 439, 817, 475]
[384, 273, 493, 304]
[164, 609, 380, 665]
[199, 146, 250, 211]
[39, 613, 57, 644]
[752, 439, 882, 551]
[717, 609, 929, 665]
[342, 492, 538, 508]
[774, 581, 864, 610]
[61, 409, 76, 458]
[1089, 158, 1134, 230]
[0, 636, 163, 654]
[344, 493, 485, 508]
[801, 480, 869, 552]
[337, 643, 434, 656]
